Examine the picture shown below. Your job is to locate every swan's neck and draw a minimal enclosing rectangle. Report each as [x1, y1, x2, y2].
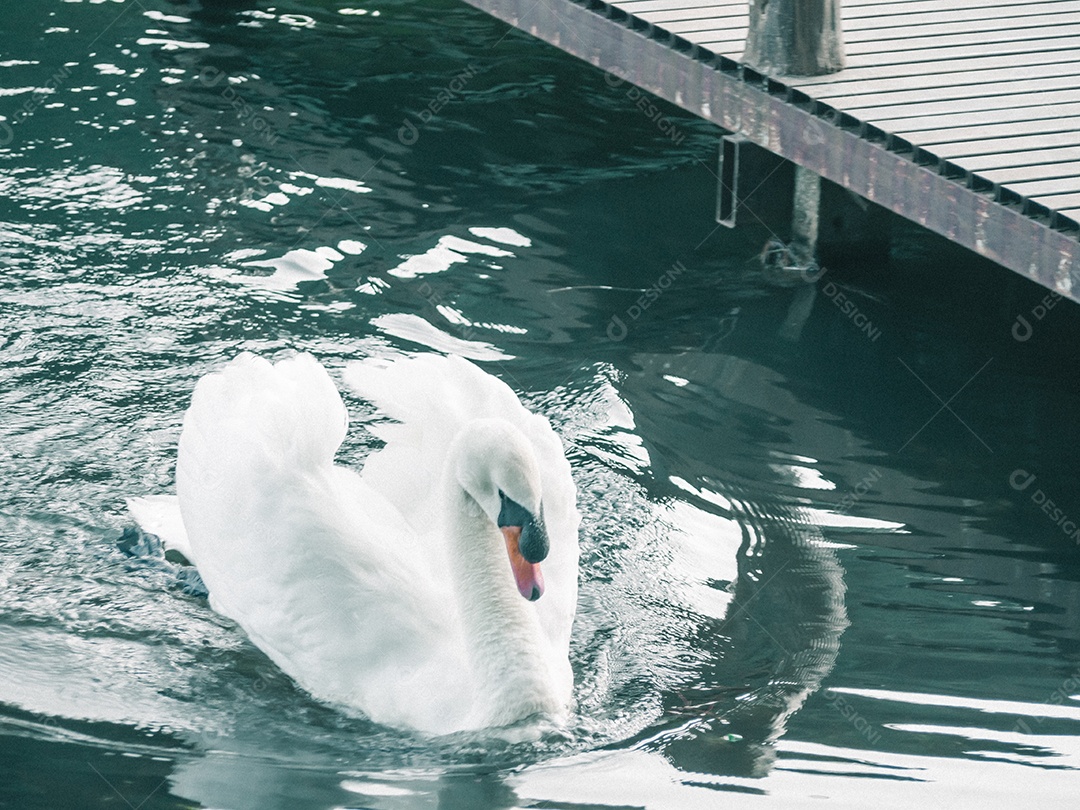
[445, 487, 559, 727]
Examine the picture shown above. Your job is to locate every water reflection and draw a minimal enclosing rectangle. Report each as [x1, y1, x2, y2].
[581, 348, 852, 781]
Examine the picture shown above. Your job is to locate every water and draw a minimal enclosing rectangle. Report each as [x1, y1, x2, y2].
[3, 1, 1080, 807]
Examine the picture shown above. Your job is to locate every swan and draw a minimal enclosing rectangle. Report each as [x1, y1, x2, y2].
[127, 352, 580, 735]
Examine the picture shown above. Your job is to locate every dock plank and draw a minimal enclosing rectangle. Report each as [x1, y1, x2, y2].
[1007, 177, 1080, 197]
[907, 119, 1080, 148]
[791, 48, 1080, 88]
[882, 104, 1080, 137]
[660, 17, 752, 35]
[843, 0, 1080, 18]
[958, 147, 1080, 173]
[976, 162, 1080, 186]
[843, 24, 1080, 56]
[929, 132, 1080, 160]
[692, 29, 1080, 63]
[842, 3, 1080, 32]
[617, 0, 745, 12]
[791, 62, 1080, 103]
[812, 77, 1080, 112]
[1028, 191, 1080, 209]
[836, 36, 1080, 70]
[843, 12, 1080, 44]
[843, 88, 1080, 123]
[625, 7, 747, 24]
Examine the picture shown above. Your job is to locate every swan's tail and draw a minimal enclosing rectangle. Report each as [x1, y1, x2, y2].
[129, 352, 472, 724]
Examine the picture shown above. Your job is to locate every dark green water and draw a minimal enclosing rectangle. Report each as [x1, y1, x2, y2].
[3, 1, 1080, 807]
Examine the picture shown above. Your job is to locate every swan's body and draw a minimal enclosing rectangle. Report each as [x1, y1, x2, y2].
[127, 352, 579, 735]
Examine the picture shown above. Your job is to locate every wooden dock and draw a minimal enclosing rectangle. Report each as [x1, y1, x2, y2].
[462, 0, 1080, 297]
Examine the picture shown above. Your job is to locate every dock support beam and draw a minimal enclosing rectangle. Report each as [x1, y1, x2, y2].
[789, 166, 821, 272]
[743, 0, 845, 76]
[759, 165, 823, 283]
[719, 136, 891, 273]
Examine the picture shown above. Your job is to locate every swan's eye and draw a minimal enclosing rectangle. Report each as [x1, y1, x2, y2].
[497, 491, 529, 527]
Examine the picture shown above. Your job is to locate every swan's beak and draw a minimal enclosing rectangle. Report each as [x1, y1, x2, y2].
[502, 526, 545, 601]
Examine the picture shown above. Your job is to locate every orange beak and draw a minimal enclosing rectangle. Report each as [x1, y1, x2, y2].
[502, 526, 545, 601]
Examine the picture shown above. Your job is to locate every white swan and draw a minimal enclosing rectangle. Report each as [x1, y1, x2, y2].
[127, 352, 580, 735]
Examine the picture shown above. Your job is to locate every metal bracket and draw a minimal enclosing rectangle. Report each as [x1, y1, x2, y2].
[715, 134, 794, 229]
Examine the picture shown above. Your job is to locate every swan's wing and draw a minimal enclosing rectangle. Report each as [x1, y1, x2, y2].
[342, 354, 521, 530]
[343, 353, 580, 660]
[125, 494, 193, 562]
[176, 353, 454, 721]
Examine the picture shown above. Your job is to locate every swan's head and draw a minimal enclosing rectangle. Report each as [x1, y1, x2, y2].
[452, 418, 549, 602]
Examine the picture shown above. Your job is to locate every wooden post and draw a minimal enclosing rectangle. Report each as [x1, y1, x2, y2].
[743, 0, 845, 77]
[790, 165, 820, 268]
